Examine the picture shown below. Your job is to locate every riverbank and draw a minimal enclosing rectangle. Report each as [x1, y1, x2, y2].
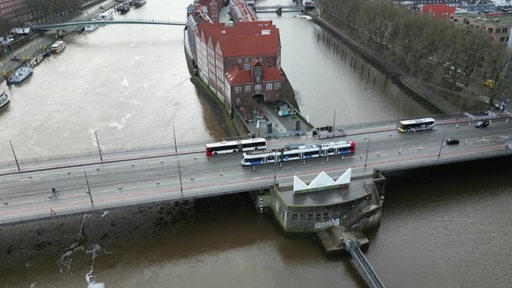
[309, 12, 506, 116]
[0, 0, 118, 84]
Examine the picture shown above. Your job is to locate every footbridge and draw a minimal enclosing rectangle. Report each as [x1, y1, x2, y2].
[344, 239, 385, 288]
[33, 19, 186, 31]
[254, 5, 304, 14]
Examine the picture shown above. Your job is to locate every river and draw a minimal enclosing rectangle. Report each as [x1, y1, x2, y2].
[0, 0, 510, 287]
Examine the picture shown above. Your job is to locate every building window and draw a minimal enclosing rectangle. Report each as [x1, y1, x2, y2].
[244, 85, 251, 92]
[503, 28, 508, 33]
[259, 57, 263, 62]
[266, 83, 272, 90]
[496, 28, 502, 33]
[500, 37, 506, 42]
[275, 82, 281, 89]
[243, 63, 250, 70]
[245, 58, 249, 63]
[256, 76, 261, 82]
[238, 58, 241, 63]
[255, 84, 261, 91]
[235, 86, 241, 93]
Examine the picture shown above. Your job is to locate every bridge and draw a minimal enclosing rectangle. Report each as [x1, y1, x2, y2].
[344, 239, 385, 288]
[33, 19, 186, 31]
[1, 115, 511, 227]
[254, 5, 304, 14]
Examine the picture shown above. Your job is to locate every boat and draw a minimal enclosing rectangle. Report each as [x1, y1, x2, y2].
[9, 66, 33, 85]
[84, 18, 99, 32]
[84, 23, 99, 32]
[97, 9, 114, 21]
[0, 90, 10, 110]
[131, 0, 147, 8]
[116, 1, 131, 14]
[50, 40, 65, 54]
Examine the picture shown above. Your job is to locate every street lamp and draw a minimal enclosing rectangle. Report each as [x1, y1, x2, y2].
[364, 138, 370, 170]
[456, 95, 465, 127]
[396, 101, 403, 128]
[437, 129, 446, 159]
[95, 131, 103, 162]
[84, 170, 94, 207]
[273, 151, 277, 185]
[173, 124, 183, 197]
[9, 139, 20, 171]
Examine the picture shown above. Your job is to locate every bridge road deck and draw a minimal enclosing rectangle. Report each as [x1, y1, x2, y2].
[1, 115, 512, 227]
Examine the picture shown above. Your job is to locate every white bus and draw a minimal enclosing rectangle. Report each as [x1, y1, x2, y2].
[206, 138, 266, 156]
[397, 118, 435, 133]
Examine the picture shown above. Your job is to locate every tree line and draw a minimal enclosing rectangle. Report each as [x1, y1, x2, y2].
[0, 0, 91, 37]
[316, 0, 512, 105]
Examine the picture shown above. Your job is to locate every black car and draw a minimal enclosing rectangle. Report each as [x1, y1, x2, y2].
[446, 138, 460, 145]
[475, 120, 489, 128]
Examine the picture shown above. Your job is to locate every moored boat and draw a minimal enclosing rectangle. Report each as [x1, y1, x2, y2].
[131, 0, 147, 8]
[0, 90, 10, 109]
[116, 1, 131, 14]
[84, 19, 99, 32]
[97, 9, 115, 21]
[9, 66, 33, 85]
[51, 40, 66, 54]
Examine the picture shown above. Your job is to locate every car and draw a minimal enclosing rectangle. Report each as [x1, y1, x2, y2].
[446, 138, 460, 145]
[475, 120, 489, 128]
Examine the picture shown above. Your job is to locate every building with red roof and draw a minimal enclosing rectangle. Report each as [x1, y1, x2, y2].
[187, 0, 287, 116]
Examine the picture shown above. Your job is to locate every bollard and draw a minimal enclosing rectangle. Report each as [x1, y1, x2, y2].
[118, 183, 122, 190]
[3, 197, 7, 205]
[398, 148, 402, 155]
[220, 169, 223, 176]
[156, 177, 160, 185]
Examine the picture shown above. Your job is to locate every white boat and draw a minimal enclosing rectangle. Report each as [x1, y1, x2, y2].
[131, 0, 147, 8]
[84, 20, 99, 32]
[9, 66, 33, 85]
[0, 90, 10, 110]
[51, 40, 66, 54]
[97, 9, 114, 21]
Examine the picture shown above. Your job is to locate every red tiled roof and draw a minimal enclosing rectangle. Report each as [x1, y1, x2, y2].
[197, 21, 280, 57]
[226, 63, 284, 85]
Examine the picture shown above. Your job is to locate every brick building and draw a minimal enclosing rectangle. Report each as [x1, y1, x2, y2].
[187, 0, 287, 116]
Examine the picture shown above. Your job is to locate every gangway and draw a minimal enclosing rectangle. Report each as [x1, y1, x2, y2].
[344, 239, 386, 288]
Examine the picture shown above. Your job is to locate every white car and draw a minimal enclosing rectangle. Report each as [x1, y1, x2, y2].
[0, 35, 14, 46]
[506, 140, 512, 150]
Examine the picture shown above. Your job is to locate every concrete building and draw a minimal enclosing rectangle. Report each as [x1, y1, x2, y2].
[269, 169, 385, 233]
[451, 13, 512, 47]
